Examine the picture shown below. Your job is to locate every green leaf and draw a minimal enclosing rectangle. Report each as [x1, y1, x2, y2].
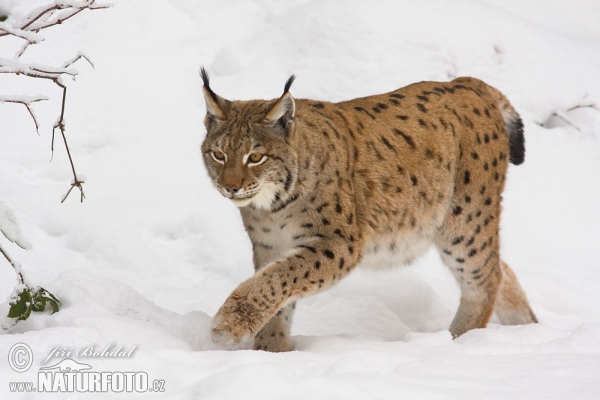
[5, 286, 61, 324]
[7, 288, 33, 320]
[47, 299, 59, 314]
[0, 15, 7, 22]
[44, 289, 60, 305]
[21, 298, 33, 320]
[32, 297, 46, 312]
[31, 286, 61, 315]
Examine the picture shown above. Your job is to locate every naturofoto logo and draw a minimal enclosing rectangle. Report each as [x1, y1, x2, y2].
[7, 342, 166, 394]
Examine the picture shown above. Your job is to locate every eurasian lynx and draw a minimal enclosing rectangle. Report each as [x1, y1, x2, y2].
[200, 69, 536, 352]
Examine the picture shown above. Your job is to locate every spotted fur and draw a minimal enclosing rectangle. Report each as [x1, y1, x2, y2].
[201, 71, 536, 352]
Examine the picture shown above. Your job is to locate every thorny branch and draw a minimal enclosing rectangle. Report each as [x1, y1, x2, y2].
[0, 0, 110, 202]
[55, 83, 86, 203]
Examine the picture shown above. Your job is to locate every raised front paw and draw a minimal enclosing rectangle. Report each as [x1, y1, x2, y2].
[211, 281, 275, 347]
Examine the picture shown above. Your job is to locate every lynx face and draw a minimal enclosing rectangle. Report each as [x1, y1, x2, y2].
[201, 88, 299, 209]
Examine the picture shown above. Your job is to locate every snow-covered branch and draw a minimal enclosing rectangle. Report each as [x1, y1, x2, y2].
[0, 95, 48, 134]
[0, 1, 110, 40]
[0, 21, 44, 42]
[0, 56, 78, 79]
[0, 0, 110, 202]
[0, 201, 31, 286]
[0, 202, 60, 329]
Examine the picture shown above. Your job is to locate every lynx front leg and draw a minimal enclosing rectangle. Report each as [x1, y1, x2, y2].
[250, 249, 296, 352]
[253, 302, 295, 352]
[211, 239, 360, 347]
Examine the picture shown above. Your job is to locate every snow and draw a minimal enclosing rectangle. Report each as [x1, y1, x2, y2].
[0, 202, 32, 250]
[1, 0, 600, 398]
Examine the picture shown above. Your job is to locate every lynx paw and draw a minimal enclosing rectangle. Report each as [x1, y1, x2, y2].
[211, 311, 255, 347]
[253, 335, 292, 352]
[211, 282, 274, 347]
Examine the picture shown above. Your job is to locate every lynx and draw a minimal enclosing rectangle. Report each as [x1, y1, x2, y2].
[200, 68, 537, 352]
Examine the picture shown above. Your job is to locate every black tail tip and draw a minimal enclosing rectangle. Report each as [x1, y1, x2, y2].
[508, 117, 525, 165]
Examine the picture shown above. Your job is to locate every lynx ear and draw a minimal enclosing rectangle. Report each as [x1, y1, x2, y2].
[263, 75, 296, 132]
[264, 92, 295, 124]
[203, 87, 226, 121]
[201, 67, 230, 122]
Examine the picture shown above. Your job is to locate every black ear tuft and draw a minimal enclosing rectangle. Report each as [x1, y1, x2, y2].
[200, 66, 210, 86]
[200, 67, 218, 103]
[283, 75, 296, 95]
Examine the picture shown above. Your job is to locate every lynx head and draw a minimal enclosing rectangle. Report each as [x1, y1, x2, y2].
[200, 68, 299, 209]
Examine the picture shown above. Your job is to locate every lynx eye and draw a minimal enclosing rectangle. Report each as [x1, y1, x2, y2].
[247, 152, 266, 165]
[211, 150, 226, 163]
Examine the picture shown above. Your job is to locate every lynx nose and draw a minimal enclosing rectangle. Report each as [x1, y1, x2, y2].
[223, 184, 240, 194]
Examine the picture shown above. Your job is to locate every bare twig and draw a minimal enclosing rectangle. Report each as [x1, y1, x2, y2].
[566, 103, 600, 112]
[549, 111, 582, 132]
[62, 52, 95, 69]
[52, 83, 85, 203]
[0, 96, 47, 134]
[537, 99, 599, 132]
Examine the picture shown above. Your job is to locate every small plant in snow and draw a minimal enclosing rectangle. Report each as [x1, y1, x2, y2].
[0, 0, 110, 202]
[0, 202, 60, 329]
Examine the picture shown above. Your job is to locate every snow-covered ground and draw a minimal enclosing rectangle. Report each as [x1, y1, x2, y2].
[1, 0, 600, 398]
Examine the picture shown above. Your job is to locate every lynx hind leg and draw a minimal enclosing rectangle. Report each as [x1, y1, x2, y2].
[436, 226, 502, 338]
[253, 302, 295, 352]
[494, 261, 538, 325]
